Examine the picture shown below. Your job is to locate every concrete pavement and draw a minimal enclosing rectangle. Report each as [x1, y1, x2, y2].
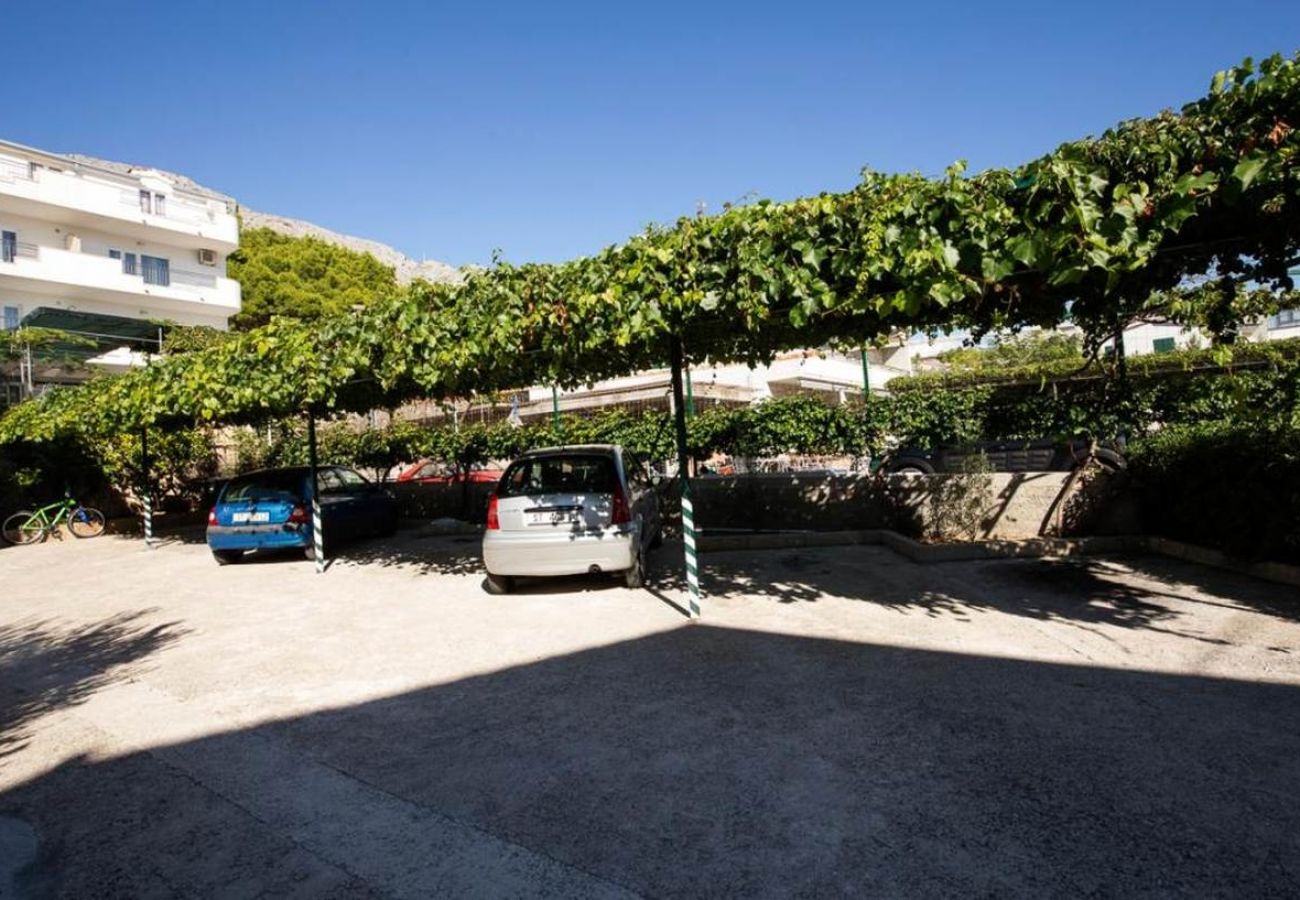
[2, 528, 1299, 897]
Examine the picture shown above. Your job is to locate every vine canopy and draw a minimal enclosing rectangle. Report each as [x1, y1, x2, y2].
[3, 52, 1299, 443]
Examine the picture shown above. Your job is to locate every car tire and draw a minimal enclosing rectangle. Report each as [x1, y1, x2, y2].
[484, 572, 514, 595]
[213, 549, 244, 565]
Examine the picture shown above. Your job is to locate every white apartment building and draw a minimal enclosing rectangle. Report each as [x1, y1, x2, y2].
[0, 138, 241, 386]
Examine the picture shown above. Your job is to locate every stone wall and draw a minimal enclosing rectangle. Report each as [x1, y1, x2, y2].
[393, 470, 1136, 541]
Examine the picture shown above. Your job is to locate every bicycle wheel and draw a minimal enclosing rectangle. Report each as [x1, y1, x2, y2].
[2, 511, 45, 545]
[68, 507, 107, 538]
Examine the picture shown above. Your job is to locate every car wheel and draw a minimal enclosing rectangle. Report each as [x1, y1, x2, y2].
[212, 549, 244, 565]
[484, 572, 514, 595]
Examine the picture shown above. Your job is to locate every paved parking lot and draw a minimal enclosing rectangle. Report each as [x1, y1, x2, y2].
[2, 527, 1299, 897]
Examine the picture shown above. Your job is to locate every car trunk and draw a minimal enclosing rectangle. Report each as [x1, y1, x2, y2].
[495, 454, 618, 534]
[215, 472, 306, 527]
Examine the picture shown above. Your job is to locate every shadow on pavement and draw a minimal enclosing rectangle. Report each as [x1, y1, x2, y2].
[648, 541, 1300, 637]
[0, 611, 187, 759]
[3, 624, 1298, 896]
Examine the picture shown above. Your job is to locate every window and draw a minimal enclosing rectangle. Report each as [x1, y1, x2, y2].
[2, 306, 18, 331]
[334, 468, 370, 490]
[1152, 337, 1176, 354]
[1269, 310, 1299, 330]
[108, 249, 138, 275]
[1, 231, 14, 263]
[317, 469, 346, 495]
[139, 190, 166, 216]
[141, 255, 169, 286]
[498, 454, 617, 498]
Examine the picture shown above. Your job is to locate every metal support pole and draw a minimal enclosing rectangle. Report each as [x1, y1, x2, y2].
[307, 412, 324, 574]
[551, 386, 560, 431]
[685, 366, 695, 418]
[860, 348, 871, 404]
[669, 335, 701, 618]
[140, 428, 153, 548]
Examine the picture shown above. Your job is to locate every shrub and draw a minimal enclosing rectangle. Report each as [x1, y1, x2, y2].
[1128, 423, 1300, 563]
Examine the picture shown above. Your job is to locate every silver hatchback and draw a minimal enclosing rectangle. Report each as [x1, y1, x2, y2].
[481, 445, 661, 593]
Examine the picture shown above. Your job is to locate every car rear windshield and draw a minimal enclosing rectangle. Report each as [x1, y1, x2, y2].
[497, 455, 617, 498]
[222, 471, 304, 503]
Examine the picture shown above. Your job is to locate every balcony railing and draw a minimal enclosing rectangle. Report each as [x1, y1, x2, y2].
[0, 155, 235, 233]
[169, 267, 218, 289]
[0, 243, 226, 298]
[117, 187, 227, 226]
[0, 240, 39, 263]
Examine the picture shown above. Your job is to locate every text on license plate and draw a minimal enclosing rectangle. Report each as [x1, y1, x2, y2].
[232, 511, 271, 523]
[527, 510, 580, 526]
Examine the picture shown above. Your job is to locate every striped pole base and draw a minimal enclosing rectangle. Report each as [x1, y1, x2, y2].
[143, 491, 154, 548]
[681, 488, 701, 618]
[312, 496, 324, 574]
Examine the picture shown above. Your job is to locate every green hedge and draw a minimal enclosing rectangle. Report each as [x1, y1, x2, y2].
[1128, 423, 1300, 564]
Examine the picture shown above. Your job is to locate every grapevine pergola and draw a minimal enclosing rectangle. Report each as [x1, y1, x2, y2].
[2, 53, 1298, 612]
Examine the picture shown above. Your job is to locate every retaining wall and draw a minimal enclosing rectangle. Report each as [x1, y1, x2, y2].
[392, 470, 1135, 541]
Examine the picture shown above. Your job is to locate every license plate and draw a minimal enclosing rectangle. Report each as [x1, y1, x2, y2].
[232, 511, 271, 523]
[527, 510, 579, 526]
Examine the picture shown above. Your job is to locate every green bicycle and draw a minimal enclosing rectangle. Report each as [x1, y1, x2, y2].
[2, 496, 106, 545]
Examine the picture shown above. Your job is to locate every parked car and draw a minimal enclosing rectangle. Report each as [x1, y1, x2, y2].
[883, 438, 1125, 474]
[206, 465, 397, 565]
[481, 445, 661, 593]
[395, 460, 504, 485]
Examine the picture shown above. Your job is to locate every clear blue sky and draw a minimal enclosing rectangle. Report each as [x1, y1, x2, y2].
[4, 1, 1298, 268]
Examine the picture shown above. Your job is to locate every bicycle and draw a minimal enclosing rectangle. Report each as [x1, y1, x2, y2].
[2, 496, 107, 545]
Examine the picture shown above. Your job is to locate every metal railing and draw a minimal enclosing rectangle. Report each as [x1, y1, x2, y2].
[118, 188, 222, 225]
[0, 240, 38, 263]
[169, 267, 218, 289]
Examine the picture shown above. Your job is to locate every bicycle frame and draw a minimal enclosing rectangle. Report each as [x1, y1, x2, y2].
[21, 497, 78, 531]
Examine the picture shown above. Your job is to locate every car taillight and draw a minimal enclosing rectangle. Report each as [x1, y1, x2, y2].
[288, 505, 309, 524]
[207, 507, 218, 526]
[611, 489, 631, 525]
[486, 493, 500, 530]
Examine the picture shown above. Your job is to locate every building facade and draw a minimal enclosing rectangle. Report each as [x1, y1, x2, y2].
[1, 138, 241, 402]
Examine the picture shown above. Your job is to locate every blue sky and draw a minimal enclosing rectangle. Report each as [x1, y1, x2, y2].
[4, 1, 1298, 268]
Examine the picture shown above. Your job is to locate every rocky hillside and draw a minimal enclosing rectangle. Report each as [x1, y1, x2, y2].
[66, 154, 460, 286]
[238, 208, 460, 285]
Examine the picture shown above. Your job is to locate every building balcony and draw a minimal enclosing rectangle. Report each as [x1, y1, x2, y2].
[0, 158, 238, 251]
[0, 242, 240, 323]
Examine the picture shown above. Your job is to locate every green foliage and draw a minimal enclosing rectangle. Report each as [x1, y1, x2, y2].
[159, 325, 233, 354]
[226, 228, 400, 329]
[935, 331, 1084, 373]
[3, 52, 1300, 446]
[1128, 422, 1300, 563]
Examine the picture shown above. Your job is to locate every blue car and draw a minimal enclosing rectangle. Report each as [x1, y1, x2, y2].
[206, 465, 398, 565]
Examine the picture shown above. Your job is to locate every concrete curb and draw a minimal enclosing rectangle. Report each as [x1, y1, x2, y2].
[697, 529, 1300, 590]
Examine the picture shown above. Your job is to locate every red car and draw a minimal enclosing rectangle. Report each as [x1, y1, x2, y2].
[395, 460, 504, 485]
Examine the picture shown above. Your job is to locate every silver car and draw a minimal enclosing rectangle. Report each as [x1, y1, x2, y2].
[481, 445, 661, 593]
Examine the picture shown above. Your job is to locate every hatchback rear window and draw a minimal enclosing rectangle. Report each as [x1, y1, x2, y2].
[222, 471, 304, 502]
[498, 455, 616, 498]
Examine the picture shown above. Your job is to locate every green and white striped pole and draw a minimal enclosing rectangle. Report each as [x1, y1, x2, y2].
[140, 427, 153, 548]
[307, 412, 325, 574]
[670, 335, 701, 618]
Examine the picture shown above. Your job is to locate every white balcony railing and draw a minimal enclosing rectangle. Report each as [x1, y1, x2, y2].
[0, 243, 239, 310]
[0, 158, 238, 245]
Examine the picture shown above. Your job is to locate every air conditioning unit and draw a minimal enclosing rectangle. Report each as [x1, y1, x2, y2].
[196, 248, 218, 266]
